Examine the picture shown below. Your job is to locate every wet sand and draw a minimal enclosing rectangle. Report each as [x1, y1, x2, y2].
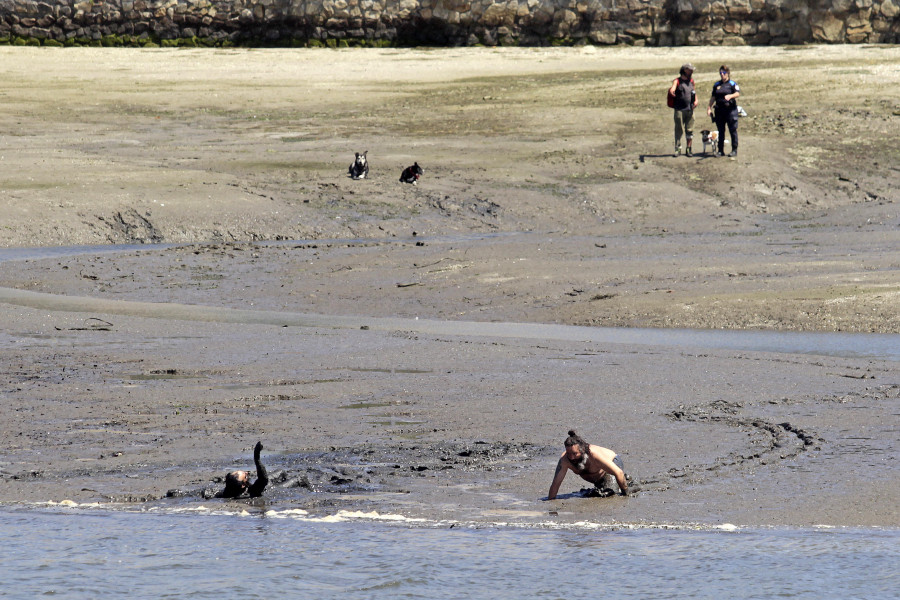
[0, 46, 898, 527]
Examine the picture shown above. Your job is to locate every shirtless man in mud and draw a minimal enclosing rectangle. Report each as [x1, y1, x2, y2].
[220, 441, 269, 499]
[547, 430, 629, 499]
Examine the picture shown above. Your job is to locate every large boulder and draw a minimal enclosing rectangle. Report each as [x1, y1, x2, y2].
[810, 11, 845, 41]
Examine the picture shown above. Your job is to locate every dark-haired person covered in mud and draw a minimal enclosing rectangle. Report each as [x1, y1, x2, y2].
[547, 430, 629, 499]
[220, 441, 269, 499]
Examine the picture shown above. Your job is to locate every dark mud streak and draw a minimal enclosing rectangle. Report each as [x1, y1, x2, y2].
[96, 209, 164, 244]
[158, 441, 540, 509]
[652, 384, 900, 492]
[647, 399, 823, 492]
[824, 383, 900, 405]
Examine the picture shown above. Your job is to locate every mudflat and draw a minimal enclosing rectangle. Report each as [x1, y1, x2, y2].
[0, 45, 898, 527]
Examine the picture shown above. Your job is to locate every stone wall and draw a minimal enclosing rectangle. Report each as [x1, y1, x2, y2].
[1, 0, 897, 46]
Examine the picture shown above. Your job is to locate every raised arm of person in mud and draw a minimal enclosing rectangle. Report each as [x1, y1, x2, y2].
[247, 441, 269, 498]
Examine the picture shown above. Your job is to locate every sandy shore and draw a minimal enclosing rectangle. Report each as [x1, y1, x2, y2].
[0, 45, 898, 527]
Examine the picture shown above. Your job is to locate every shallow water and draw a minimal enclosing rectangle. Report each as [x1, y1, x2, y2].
[2, 506, 897, 600]
[2, 284, 899, 362]
[2, 242, 899, 361]
[0, 243, 175, 263]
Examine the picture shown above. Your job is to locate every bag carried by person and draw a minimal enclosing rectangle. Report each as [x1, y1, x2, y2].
[667, 77, 694, 109]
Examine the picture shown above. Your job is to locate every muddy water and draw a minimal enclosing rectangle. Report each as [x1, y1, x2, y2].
[2, 506, 897, 600]
[3, 243, 898, 361]
[2, 284, 898, 362]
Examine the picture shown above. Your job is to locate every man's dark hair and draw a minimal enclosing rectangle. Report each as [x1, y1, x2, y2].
[564, 430, 588, 453]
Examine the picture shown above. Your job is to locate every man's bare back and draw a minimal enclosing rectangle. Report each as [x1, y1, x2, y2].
[566, 444, 618, 482]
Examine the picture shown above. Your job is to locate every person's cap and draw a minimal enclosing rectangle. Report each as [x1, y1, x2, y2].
[682, 63, 695, 72]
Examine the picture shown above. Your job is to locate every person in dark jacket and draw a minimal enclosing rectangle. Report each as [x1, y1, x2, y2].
[707, 64, 741, 158]
[669, 63, 698, 156]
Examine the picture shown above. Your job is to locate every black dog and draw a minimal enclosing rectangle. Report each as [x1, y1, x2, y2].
[399, 162, 423, 185]
[348, 151, 369, 180]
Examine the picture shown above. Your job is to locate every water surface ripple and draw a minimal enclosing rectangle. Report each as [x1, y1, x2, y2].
[2, 507, 897, 600]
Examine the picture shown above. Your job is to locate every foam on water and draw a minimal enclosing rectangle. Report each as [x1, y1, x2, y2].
[29, 498, 753, 532]
[4, 502, 898, 599]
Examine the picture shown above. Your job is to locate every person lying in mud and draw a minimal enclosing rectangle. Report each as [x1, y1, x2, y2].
[220, 441, 269, 499]
[547, 430, 629, 499]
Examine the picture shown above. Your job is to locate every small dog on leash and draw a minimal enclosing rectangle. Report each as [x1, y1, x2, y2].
[348, 151, 369, 179]
[700, 130, 718, 155]
[700, 130, 729, 155]
[399, 162, 423, 185]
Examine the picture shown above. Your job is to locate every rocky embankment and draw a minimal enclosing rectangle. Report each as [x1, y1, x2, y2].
[1, 0, 898, 46]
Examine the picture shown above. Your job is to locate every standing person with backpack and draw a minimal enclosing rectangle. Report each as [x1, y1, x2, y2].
[707, 64, 741, 158]
[668, 63, 698, 156]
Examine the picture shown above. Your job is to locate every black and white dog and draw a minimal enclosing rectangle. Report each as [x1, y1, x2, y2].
[399, 162, 423, 185]
[348, 151, 369, 179]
